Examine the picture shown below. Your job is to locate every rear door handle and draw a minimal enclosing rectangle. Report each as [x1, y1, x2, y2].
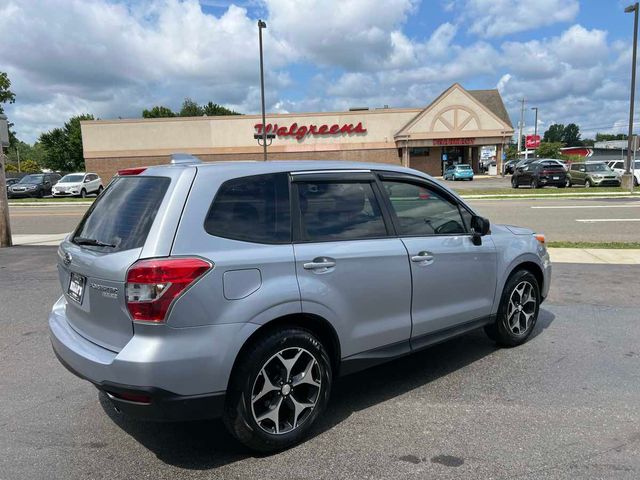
[411, 251, 434, 264]
[303, 257, 336, 271]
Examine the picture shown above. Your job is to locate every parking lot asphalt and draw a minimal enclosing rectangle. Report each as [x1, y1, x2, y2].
[9, 196, 640, 243]
[1, 246, 639, 480]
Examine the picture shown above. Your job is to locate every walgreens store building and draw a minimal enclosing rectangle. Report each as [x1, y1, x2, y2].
[81, 83, 514, 181]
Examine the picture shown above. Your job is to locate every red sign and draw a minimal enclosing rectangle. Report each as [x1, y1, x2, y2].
[525, 135, 541, 149]
[433, 138, 476, 146]
[254, 122, 366, 141]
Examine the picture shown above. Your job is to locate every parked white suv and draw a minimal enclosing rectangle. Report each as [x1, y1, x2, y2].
[608, 160, 640, 186]
[53, 173, 103, 198]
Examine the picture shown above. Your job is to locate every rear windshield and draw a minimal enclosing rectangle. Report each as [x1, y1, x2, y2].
[457, 165, 471, 170]
[72, 176, 170, 252]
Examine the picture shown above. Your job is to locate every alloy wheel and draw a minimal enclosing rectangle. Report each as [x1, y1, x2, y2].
[251, 347, 322, 435]
[506, 281, 537, 335]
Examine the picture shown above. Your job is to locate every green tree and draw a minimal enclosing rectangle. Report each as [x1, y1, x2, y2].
[582, 138, 595, 146]
[543, 124, 565, 143]
[505, 144, 518, 160]
[562, 123, 581, 146]
[535, 142, 563, 158]
[4, 163, 17, 172]
[179, 98, 203, 117]
[142, 106, 176, 118]
[595, 133, 628, 142]
[39, 114, 94, 171]
[0, 71, 16, 114]
[202, 101, 240, 116]
[19, 159, 40, 173]
[6, 140, 46, 166]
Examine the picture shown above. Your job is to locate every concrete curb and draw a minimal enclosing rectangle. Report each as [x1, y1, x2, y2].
[9, 202, 93, 207]
[548, 248, 640, 265]
[461, 192, 640, 200]
[12, 233, 70, 246]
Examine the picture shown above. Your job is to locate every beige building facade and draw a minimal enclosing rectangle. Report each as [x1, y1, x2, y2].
[81, 83, 514, 181]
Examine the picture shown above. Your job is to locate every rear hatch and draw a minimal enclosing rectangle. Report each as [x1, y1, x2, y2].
[540, 164, 565, 180]
[57, 174, 174, 352]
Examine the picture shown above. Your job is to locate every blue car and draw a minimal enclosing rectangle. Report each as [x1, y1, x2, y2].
[444, 164, 474, 181]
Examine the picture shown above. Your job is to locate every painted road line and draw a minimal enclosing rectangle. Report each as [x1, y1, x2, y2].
[576, 218, 640, 222]
[532, 204, 640, 209]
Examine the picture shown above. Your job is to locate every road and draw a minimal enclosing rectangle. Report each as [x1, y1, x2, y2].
[9, 196, 640, 242]
[1, 246, 639, 480]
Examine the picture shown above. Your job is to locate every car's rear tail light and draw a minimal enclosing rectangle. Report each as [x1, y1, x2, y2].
[126, 258, 212, 322]
[118, 167, 147, 176]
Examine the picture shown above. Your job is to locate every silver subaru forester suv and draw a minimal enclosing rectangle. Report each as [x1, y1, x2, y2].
[50, 156, 551, 452]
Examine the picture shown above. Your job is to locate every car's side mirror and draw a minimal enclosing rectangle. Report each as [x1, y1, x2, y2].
[471, 215, 490, 246]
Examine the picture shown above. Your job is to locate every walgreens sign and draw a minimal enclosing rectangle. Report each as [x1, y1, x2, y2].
[255, 122, 366, 141]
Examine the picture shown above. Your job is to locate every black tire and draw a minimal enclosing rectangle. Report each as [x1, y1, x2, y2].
[558, 183, 566, 188]
[37, 189, 44, 198]
[584, 179, 592, 188]
[511, 176, 518, 188]
[531, 178, 540, 189]
[634, 177, 639, 187]
[224, 328, 332, 452]
[566, 178, 572, 188]
[80, 189, 87, 198]
[484, 269, 540, 347]
[97, 186, 104, 195]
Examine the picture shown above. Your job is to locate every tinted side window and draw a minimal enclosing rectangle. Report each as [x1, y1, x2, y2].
[571, 164, 582, 171]
[205, 173, 290, 244]
[382, 181, 467, 236]
[296, 181, 387, 242]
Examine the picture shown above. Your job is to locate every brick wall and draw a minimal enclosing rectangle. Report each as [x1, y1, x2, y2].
[86, 148, 403, 182]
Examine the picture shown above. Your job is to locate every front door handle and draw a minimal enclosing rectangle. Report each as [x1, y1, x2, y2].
[303, 257, 336, 272]
[411, 251, 435, 264]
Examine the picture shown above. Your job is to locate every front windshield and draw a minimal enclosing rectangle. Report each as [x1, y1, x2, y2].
[60, 174, 84, 183]
[18, 174, 44, 184]
[586, 163, 608, 172]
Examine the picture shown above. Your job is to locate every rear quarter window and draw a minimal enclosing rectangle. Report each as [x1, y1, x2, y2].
[72, 176, 170, 252]
[204, 173, 291, 244]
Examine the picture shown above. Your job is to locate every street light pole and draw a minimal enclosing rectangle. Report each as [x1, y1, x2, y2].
[531, 107, 538, 138]
[624, 2, 639, 190]
[258, 19, 268, 161]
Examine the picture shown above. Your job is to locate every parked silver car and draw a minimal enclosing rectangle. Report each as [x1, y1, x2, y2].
[49, 156, 551, 452]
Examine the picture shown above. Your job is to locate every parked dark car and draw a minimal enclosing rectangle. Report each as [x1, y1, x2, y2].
[7, 173, 61, 198]
[511, 160, 567, 188]
[503, 159, 519, 175]
[5, 177, 19, 194]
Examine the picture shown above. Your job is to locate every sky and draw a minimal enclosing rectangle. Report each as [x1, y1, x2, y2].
[0, 0, 637, 143]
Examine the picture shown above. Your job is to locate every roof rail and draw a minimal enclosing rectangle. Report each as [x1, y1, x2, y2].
[170, 153, 202, 165]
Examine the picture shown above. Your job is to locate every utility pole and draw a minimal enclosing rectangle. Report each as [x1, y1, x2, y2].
[258, 19, 268, 161]
[517, 98, 526, 159]
[531, 107, 539, 137]
[0, 151, 11, 247]
[16, 144, 21, 173]
[0, 114, 12, 248]
[624, 2, 639, 189]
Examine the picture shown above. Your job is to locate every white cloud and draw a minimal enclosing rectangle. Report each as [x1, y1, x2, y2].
[264, 0, 418, 70]
[456, 0, 579, 38]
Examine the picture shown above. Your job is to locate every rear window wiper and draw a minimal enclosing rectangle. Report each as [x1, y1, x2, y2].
[74, 237, 116, 248]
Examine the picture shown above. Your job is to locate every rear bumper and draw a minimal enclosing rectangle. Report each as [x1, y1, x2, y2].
[49, 296, 259, 421]
[52, 348, 225, 421]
